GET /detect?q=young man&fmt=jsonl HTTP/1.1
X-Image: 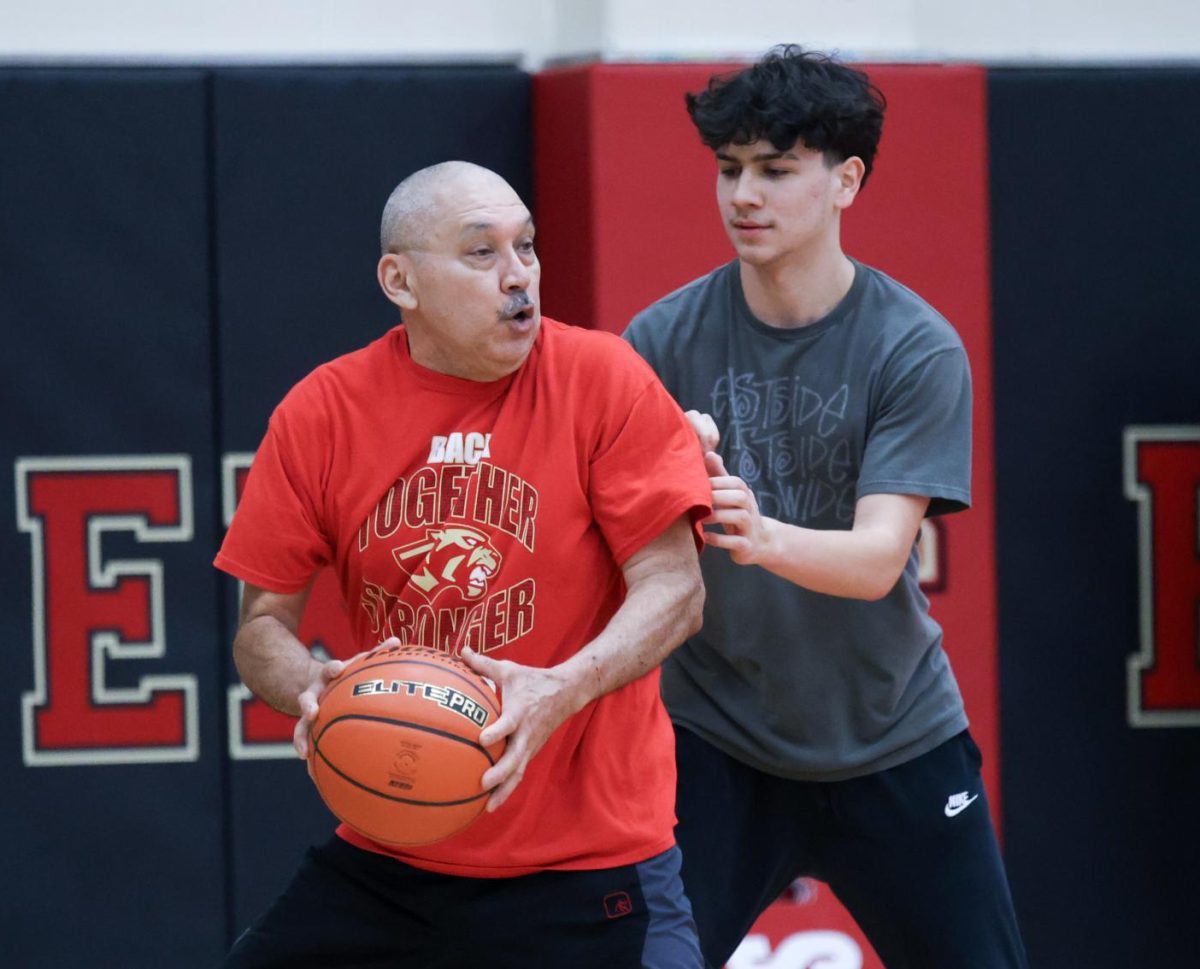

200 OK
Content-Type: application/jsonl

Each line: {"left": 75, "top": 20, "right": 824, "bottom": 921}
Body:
{"left": 216, "top": 161, "right": 710, "bottom": 968}
{"left": 624, "top": 47, "right": 1028, "bottom": 968}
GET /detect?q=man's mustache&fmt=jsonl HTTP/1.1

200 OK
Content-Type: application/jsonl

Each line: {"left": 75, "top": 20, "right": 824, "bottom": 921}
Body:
{"left": 500, "top": 292, "right": 535, "bottom": 319}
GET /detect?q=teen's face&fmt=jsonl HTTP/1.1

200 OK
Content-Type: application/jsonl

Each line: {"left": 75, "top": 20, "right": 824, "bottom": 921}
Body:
{"left": 715, "top": 140, "right": 859, "bottom": 266}
{"left": 382, "top": 176, "right": 541, "bottom": 382}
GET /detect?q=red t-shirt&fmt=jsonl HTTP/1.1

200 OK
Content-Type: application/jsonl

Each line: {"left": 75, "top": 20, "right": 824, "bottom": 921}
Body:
{"left": 214, "top": 318, "right": 710, "bottom": 877}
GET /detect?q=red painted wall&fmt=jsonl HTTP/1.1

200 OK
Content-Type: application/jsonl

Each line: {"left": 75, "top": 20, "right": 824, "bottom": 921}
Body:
{"left": 534, "top": 62, "right": 996, "bottom": 968}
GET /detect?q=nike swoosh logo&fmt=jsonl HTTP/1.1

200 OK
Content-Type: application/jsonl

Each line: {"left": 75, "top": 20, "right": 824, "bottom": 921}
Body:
{"left": 944, "top": 794, "right": 979, "bottom": 817}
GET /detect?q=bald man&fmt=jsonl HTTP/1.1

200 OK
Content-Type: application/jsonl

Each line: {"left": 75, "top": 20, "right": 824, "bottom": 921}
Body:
{"left": 215, "top": 162, "right": 712, "bottom": 968}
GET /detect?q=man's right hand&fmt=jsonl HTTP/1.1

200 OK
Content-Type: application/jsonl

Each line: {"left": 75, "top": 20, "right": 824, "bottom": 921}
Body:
{"left": 292, "top": 656, "right": 348, "bottom": 760}
{"left": 685, "top": 409, "right": 720, "bottom": 453}
{"left": 292, "top": 642, "right": 387, "bottom": 759}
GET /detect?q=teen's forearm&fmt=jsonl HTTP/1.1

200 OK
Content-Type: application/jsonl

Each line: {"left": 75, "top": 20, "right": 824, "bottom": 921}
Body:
{"left": 754, "top": 517, "right": 910, "bottom": 601}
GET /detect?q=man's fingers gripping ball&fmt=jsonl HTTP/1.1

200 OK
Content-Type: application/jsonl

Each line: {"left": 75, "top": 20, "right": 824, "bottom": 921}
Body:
{"left": 462, "top": 645, "right": 580, "bottom": 813}
{"left": 292, "top": 658, "right": 346, "bottom": 759}
{"left": 462, "top": 647, "right": 525, "bottom": 811}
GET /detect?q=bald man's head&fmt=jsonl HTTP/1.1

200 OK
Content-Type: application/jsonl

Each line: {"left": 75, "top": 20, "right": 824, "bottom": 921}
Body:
{"left": 380, "top": 161, "right": 519, "bottom": 254}
{"left": 375, "top": 159, "right": 540, "bottom": 382}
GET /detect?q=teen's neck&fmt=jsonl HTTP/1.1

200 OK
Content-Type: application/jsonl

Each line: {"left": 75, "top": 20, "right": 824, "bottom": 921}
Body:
{"left": 739, "top": 247, "right": 856, "bottom": 329}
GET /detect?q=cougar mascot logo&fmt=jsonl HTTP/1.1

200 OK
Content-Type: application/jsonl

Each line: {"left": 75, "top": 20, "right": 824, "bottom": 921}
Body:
{"left": 392, "top": 526, "right": 502, "bottom": 603}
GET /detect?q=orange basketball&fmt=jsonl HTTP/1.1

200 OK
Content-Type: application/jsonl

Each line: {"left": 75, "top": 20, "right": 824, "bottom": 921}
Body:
{"left": 308, "top": 643, "right": 505, "bottom": 846}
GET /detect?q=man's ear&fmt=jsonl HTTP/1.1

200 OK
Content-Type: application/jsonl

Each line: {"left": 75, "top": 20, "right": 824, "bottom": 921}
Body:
{"left": 833, "top": 156, "right": 866, "bottom": 210}
{"left": 378, "top": 252, "right": 418, "bottom": 311}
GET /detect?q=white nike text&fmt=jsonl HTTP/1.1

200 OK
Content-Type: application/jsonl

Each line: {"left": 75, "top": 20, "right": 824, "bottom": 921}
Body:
{"left": 944, "top": 792, "right": 979, "bottom": 817}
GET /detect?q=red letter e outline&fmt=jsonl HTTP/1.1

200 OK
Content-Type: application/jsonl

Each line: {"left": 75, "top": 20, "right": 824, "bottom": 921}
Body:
{"left": 16, "top": 456, "right": 199, "bottom": 765}
{"left": 1124, "top": 427, "right": 1200, "bottom": 728}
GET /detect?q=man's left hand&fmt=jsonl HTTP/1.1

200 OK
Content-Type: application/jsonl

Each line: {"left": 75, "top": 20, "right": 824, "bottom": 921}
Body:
{"left": 460, "top": 646, "right": 586, "bottom": 813}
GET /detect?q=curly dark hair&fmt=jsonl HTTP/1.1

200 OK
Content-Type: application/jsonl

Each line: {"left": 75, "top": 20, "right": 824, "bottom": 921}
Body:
{"left": 686, "top": 45, "right": 887, "bottom": 187}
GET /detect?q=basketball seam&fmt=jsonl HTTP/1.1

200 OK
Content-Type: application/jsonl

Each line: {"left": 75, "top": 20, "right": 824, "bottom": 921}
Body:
{"left": 312, "top": 713, "right": 497, "bottom": 812}
{"left": 312, "top": 727, "right": 494, "bottom": 808}
{"left": 315, "top": 712, "right": 497, "bottom": 764}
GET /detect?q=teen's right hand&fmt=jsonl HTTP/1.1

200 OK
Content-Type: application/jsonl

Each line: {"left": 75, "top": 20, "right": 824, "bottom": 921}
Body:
{"left": 685, "top": 410, "right": 720, "bottom": 453}
{"left": 702, "top": 450, "right": 777, "bottom": 567}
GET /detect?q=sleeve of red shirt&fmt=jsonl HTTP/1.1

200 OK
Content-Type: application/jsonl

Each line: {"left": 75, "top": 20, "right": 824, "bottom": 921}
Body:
{"left": 587, "top": 345, "right": 712, "bottom": 565}
{"left": 212, "top": 396, "right": 334, "bottom": 594}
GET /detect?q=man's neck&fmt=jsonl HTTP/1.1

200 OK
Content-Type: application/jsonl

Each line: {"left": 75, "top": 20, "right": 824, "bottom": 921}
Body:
{"left": 739, "top": 246, "right": 856, "bottom": 329}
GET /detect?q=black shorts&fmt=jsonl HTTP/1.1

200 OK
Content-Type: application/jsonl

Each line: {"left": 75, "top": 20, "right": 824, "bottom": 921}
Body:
{"left": 674, "top": 727, "right": 1028, "bottom": 969}
{"left": 225, "top": 837, "right": 702, "bottom": 969}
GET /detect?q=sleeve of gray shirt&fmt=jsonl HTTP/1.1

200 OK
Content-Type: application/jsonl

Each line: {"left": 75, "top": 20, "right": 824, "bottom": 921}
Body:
{"left": 857, "top": 345, "right": 972, "bottom": 517}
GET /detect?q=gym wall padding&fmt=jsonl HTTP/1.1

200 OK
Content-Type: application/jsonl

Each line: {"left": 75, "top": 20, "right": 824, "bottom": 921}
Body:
{"left": 1, "top": 64, "right": 531, "bottom": 967}
{"left": 990, "top": 68, "right": 1200, "bottom": 967}
{"left": 213, "top": 67, "right": 533, "bottom": 430}
{"left": 0, "top": 69, "right": 227, "bottom": 966}
{"left": 534, "top": 64, "right": 996, "bottom": 966}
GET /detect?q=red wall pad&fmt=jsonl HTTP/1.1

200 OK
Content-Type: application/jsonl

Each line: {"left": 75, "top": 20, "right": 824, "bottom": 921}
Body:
{"left": 534, "top": 63, "right": 995, "bottom": 968}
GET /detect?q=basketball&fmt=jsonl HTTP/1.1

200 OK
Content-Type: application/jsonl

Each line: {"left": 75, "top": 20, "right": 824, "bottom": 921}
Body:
{"left": 308, "top": 643, "right": 505, "bottom": 846}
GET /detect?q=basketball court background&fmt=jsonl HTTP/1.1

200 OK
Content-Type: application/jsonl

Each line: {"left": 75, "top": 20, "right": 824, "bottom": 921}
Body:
{"left": 2, "top": 59, "right": 1197, "bottom": 967}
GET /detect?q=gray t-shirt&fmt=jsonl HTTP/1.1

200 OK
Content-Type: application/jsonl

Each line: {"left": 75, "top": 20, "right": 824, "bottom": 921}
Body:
{"left": 625, "top": 259, "right": 971, "bottom": 780}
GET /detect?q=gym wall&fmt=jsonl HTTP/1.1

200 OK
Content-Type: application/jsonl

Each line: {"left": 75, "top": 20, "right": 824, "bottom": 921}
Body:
{"left": 2, "top": 60, "right": 1197, "bottom": 969}
{"left": 989, "top": 68, "right": 1200, "bottom": 967}
{"left": 0, "top": 64, "right": 531, "bottom": 966}
{"left": 533, "top": 62, "right": 996, "bottom": 968}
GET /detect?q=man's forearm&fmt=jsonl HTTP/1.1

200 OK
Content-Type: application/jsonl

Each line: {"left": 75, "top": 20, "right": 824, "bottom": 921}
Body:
{"left": 460, "top": 516, "right": 704, "bottom": 810}
{"left": 558, "top": 552, "right": 704, "bottom": 712}
{"left": 233, "top": 615, "right": 324, "bottom": 717}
